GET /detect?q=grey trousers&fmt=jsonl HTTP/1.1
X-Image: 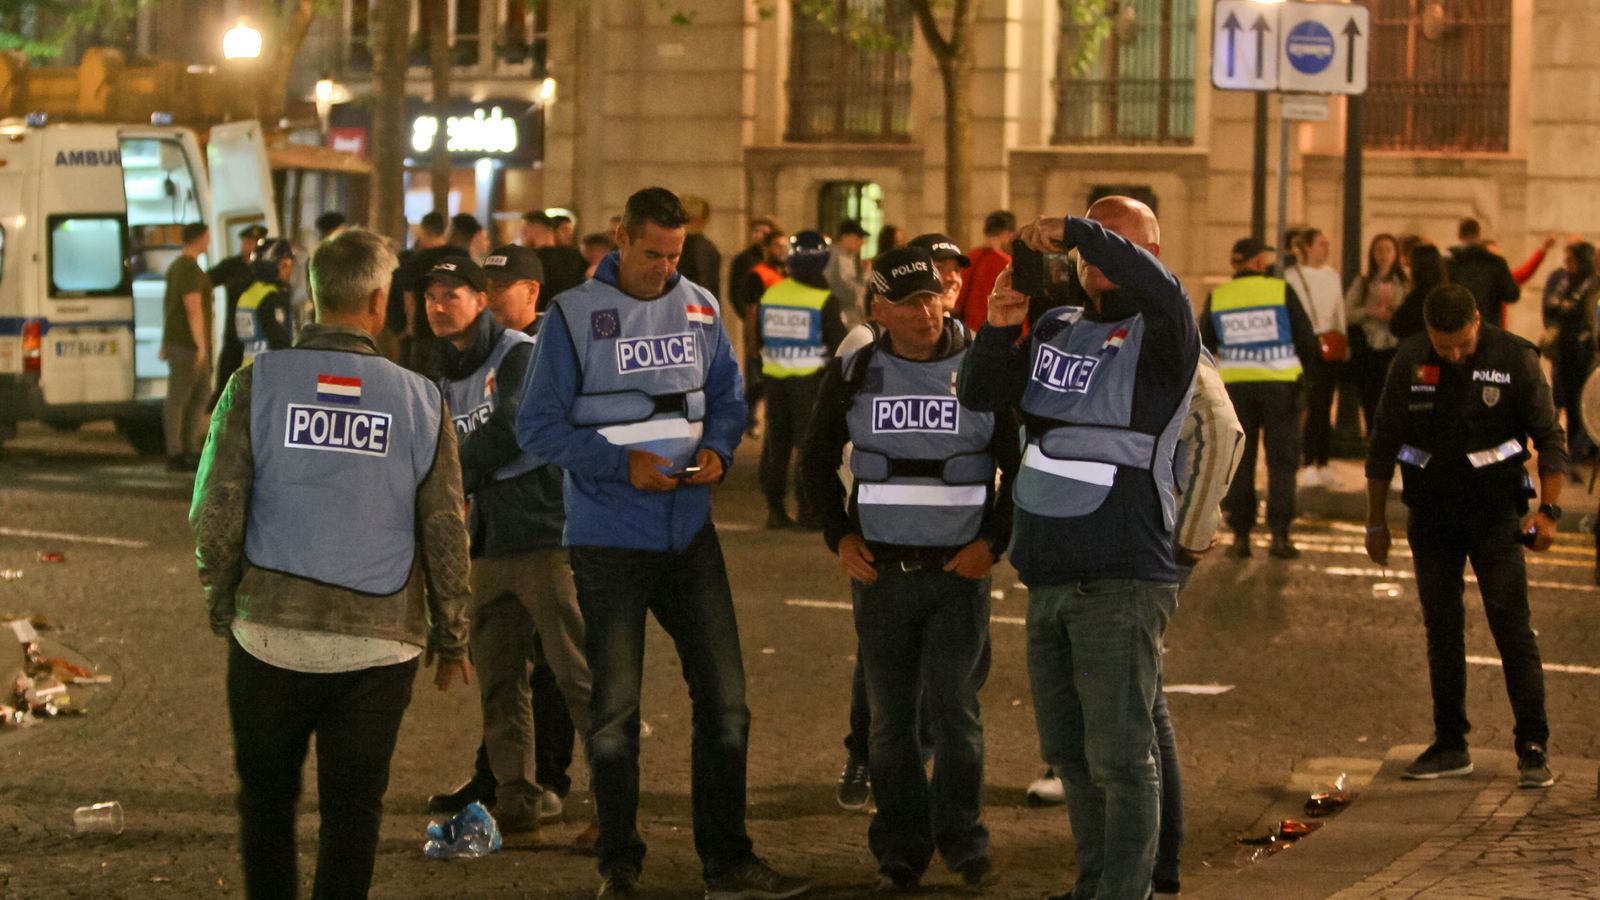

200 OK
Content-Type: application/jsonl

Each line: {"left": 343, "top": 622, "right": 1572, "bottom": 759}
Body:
{"left": 471, "top": 548, "right": 593, "bottom": 814}
{"left": 163, "top": 345, "right": 211, "bottom": 458}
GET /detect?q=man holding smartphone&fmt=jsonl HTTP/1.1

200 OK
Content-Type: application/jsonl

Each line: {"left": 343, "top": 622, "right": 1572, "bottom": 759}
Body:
{"left": 959, "top": 198, "right": 1198, "bottom": 900}
{"left": 517, "top": 188, "right": 809, "bottom": 900}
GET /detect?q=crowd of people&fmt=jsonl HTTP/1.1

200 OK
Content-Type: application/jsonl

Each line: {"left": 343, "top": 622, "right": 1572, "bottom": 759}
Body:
{"left": 168, "top": 188, "right": 1579, "bottom": 900}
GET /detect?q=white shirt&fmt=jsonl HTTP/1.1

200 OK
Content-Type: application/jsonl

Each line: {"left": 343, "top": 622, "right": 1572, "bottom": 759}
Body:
{"left": 1287, "top": 265, "right": 1347, "bottom": 335}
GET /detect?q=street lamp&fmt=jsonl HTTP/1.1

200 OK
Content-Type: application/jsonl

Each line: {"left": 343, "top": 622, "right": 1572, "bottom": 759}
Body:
{"left": 222, "top": 18, "right": 264, "bottom": 61}
{"left": 537, "top": 76, "right": 557, "bottom": 107}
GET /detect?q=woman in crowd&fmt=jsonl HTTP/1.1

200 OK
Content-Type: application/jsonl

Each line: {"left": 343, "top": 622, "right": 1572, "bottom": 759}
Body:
{"left": 1391, "top": 242, "right": 1448, "bottom": 341}
{"left": 1544, "top": 241, "right": 1600, "bottom": 464}
{"left": 1344, "top": 234, "right": 1408, "bottom": 434}
{"left": 1284, "top": 227, "right": 1346, "bottom": 487}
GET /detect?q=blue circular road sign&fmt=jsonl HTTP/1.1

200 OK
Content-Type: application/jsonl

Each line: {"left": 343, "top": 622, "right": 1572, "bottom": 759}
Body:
{"left": 1286, "top": 21, "right": 1335, "bottom": 74}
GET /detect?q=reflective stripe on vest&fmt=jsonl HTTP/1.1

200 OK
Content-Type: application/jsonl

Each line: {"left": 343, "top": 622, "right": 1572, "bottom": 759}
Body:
{"left": 759, "top": 279, "right": 829, "bottom": 378}
{"left": 440, "top": 327, "right": 544, "bottom": 483}
{"left": 1017, "top": 306, "right": 1192, "bottom": 529}
{"left": 845, "top": 343, "right": 995, "bottom": 546}
{"left": 246, "top": 348, "right": 441, "bottom": 594}
{"left": 556, "top": 279, "right": 718, "bottom": 469}
{"left": 236, "top": 282, "right": 281, "bottom": 363}
{"left": 1210, "top": 276, "right": 1303, "bottom": 383}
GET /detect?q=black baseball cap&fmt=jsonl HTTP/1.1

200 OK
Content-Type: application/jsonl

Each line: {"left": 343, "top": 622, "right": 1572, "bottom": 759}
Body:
{"left": 909, "top": 232, "right": 971, "bottom": 268}
{"left": 422, "top": 258, "right": 486, "bottom": 293}
{"left": 1231, "top": 236, "right": 1275, "bottom": 260}
{"left": 837, "top": 218, "right": 869, "bottom": 238}
{"left": 238, "top": 223, "right": 269, "bottom": 240}
{"left": 869, "top": 246, "right": 943, "bottom": 304}
{"left": 483, "top": 244, "right": 544, "bottom": 283}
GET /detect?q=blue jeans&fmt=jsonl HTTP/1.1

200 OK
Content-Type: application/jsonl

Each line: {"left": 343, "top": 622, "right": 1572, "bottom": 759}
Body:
{"left": 854, "top": 566, "right": 991, "bottom": 877}
{"left": 569, "top": 526, "right": 755, "bottom": 880}
{"left": 1028, "top": 578, "right": 1176, "bottom": 900}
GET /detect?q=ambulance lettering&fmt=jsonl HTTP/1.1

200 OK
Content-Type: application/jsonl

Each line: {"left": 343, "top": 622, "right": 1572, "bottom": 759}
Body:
{"left": 284, "top": 404, "right": 392, "bottom": 457}
{"left": 871, "top": 395, "right": 960, "bottom": 434}
{"left": 616, "top": 332, "right": 698, "bottom": 374}
{"left": 54, "top": 149, "right": 122, "bottom": 167}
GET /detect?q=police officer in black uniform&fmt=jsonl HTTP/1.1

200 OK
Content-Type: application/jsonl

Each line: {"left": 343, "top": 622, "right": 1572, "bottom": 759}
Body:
{"left": 1365, "top": 283, "right": 1565, "bottom": 788}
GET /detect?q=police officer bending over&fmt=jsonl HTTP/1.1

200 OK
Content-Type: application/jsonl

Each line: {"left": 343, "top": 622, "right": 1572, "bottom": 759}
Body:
{"left": 191, "top": 227, "right": 474, "bottom": 898}
{"left": 800, "top": 246, "right": 1018, "bottom": 892}
{"left": 1366, "top": 284, "right": 1564, "bottom": 788}
{"left": 518, "top": 187, "right": 809, "bottom": 900}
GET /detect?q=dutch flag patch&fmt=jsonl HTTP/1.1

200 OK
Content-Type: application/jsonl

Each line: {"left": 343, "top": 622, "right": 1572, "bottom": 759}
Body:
{"left": 316, "top": 374, "right": 362, "bottom": 405}
{"left": 686, "top": 303, "right": 715, "bottom": 326}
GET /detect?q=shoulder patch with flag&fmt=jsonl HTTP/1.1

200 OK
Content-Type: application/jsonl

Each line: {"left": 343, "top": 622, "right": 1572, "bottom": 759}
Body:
{"left": 1101, "top": 328, "right": 1129, "bottom": 355}
{"left": 686, "top": 303, "right": 716, "bottom": 326}
{"left": 316, "top": 374, "right": 362, "bottom": 405}
{"left": 1413, "top": 365, "right": 1440, "bottom": 385}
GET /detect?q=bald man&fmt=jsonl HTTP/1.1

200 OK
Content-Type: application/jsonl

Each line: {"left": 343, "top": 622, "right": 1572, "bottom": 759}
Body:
{"left": 958, "top": 198, "right": 1199, "bottom": 900}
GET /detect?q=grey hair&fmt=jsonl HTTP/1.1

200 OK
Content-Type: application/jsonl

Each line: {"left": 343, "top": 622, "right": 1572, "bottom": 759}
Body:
{"left": 309, "top": 227, "right": 398, "bottom": 317}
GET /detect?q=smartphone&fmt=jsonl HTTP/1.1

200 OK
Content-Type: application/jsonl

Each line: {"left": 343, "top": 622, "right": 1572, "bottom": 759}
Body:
{"left": 1011, "top": 238, "right": 1048, "bottom": 300}
{"left": 668, "top": 465, "right": 702, "bottom": 479}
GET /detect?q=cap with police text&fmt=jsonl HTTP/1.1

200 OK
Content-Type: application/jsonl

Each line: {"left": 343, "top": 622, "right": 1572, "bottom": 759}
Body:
{"left": 1231, "top": 236, "right": 1274, "bottom": 261}
{"left": 423, "top": 258, "right": 487, "bottom": 293}
{"left": 483, "top": 244, "right": 544, "bottom": 283}
{"left": 870, "top": 247, "right": 943, "bottom": 304}
{"left": 909, "top": 233, "right": 971, "bottom": 268}
{"left": 238, "top": 223, "right": 269, "bottom": 240}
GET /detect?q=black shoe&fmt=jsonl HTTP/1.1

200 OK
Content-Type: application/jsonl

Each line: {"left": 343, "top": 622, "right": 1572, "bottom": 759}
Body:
{"left": 766, "top": 509, "right": 798, "bottom": 530}
{"left": 1517, "top": 743, "right": 1555, "bottom": 788}
{"left": 426, "top": 774, "right": 497, "bottom": 814}
{"left": 1268, "top": 535, "right": 1300, "bottom": 559}
{"left": 1227, "top": 534, "right": 1252, "bottom": 558}
{"left": 705, "top": 858, "right": 811, "bottom": 899}
{"left": 957, "top": 857, "right": 997, "bottom": 889}
{"left": 875, "top": 865, "right": 919, "bottom": 893}
{"left": 836, "top": 753, "right": 871, "bottom": 811}
{"left": 1151, "top": 877, "right": 1182, "bottom": 896}
{"left": 1401, "top": 743, "right": 1473, "bottom": 780}
{"left": 598, "top": 866, "right": 641, "bottom": 898}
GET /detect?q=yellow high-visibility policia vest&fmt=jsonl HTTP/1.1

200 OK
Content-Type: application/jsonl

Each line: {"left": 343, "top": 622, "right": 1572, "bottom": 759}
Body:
{"left": 758, "top": 278, "right": 830, "bottom": 379}
{"left": 1209, "top": 275, "right": 1303, "bottom": 384}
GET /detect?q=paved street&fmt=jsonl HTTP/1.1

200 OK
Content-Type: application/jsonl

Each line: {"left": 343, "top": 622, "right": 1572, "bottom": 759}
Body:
{"left": 2, "top": 422, "right": 1599, "bottom": 898}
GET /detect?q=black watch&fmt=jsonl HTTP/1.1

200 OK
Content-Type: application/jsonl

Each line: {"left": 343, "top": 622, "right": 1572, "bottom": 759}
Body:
{"left": 1538, "top": 503, "right": 1563, "bottom": 522}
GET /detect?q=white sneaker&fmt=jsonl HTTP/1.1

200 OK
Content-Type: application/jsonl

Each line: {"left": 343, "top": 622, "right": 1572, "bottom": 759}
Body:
{"left": 1026, "top": 770, "right": 1065, "bottom": 805}
{"left": 536, "top": 786, "right": 564, "bottom": 822}
{"left": 1296, "top": 467, "right": 1319, "bottom": 488}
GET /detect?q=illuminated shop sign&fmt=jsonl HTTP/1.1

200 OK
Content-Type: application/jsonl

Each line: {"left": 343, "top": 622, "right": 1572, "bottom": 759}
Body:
{"left": 411, "top": 106, "right": 520, "bottom": 155}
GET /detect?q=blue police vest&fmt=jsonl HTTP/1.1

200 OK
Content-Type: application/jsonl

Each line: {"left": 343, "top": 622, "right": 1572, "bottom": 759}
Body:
{"left": 555, "top": 279, "right": 719, "bottom": 469}
{"left": 440, "top": 328, "right": 543, "bottom": 483}
{"left": 1017, "top": 307, "right": 1191, "bottom": 530}
{"left": 246, "top": 348, "right": 442, "bottom": 594}
{"left": 845, "top": 342, "right": 995, "bottom": 547}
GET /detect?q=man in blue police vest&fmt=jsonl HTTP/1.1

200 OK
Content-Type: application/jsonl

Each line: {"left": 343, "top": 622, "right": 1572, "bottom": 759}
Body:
{"left": 421, "top": 254, "right": 595, "bottom": 837}
{"left": 1200, "top": 237, "right": 1321, "bottom": 559}
{"left": 518, "top": 187, "right": 810, "bottom": 899}
{"left": 191, "top": 227, "right": 474, "bottom": 898}
{"left": 757, "top": 230, "right": 848, "bottom": 529}
{"left": 959, "top": 198, "right": 1198, "bottom": 900}
{"left": 799, "top": 245, "right": 1019, "bottom": 892}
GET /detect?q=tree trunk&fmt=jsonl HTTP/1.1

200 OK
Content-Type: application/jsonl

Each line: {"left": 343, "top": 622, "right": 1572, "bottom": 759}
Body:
{"left": 909, "top": 0, "right": 979, "bottom": 239}
{"left": 427, "top": 0, "right": 452, "bottom": 215}
{"left": 260, "top": 0, "right": 318, "bottom": 126}
{"left": 368, "top": 0, "right": 411, "bottom": 243}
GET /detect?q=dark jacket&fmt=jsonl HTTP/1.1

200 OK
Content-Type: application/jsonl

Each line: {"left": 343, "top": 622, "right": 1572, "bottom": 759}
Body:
{"left": 537, "top": 245, "right": 589, "bottom": 307}
{"left": 728, "top": 242, "right": 764, "bottom": 316}
{"left": 1447, "top": 244, "right": 1520, "bottom": 325}
{"left": 680, "top": 232, "right": 723, "bottom": 300}
{"left": 800, "top": 320, "right": 1020, "bottom": 559}
{"left": 434, "top": 312, "right": 566, "bottom": 557}
{"left": 1366, "top": 324, "right": 1566, "bottom": 514}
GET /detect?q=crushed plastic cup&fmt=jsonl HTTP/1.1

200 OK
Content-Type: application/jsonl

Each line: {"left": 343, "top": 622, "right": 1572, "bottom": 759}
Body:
{"left": 1371, "top": 582, "right": 1403, "bottom": 599}
{"left": 73, "top": 801, "right": 124, "bottom": 835}
{"left": 0, "top": 570, "right": 22, "bottom": 580}
{"left": 36, "top": 551, "right": 64, "bottom": 563}
{"left": 423, "top": 801, "right": 502, "bottom": 860}
{"left": 1305, "top": 773, "right": 1352, "bottom": 817}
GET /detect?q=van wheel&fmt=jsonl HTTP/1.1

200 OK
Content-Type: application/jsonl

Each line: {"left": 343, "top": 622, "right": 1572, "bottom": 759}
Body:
{"left": 114, "top": 417, "right": 166, "bottom": 456}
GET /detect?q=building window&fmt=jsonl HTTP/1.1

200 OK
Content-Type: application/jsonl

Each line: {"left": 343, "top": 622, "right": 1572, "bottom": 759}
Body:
{"left": 817, "top": 181, "right": 885, "bottom": 255}
{"left": 498, "top": 0, "right": 548, "bottom": 71}
{"left": 1365, "top": 0, "right": 1510, "bottom": 152}
{"left": 49, "top": 216, "right": 128, "bottom": 297}
{"left": 347, "top": 0, "right": 373, "bottom": 71}
{"left": 1055, "top": 0, "right": 1196, "bottom": 146}
{"left": 786, "top": 0, "right": 913, "bottom": 143}
{"left": 453, "top": 0, "right": 481, "bottom": 66}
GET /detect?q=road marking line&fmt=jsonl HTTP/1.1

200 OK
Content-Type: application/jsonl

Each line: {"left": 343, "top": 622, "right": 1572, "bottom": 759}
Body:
{"left": 1265, "top": 536, "right": 1593, "bottom": 568}
{"left": 23, "top": 473, "right": 79, "bottom": 484}
{"left": 1164, "top": 684, "right": 1235, "bottom": 695}
{"left": 0, "top": 526, "right": 149, "bottom": 549}
{"left": 1466, "top": 654, "right": 1600, "bottom": 677}
{"left": 785, "top": 598, "right": 1025, "bottom": 627}
{"left": 1299, "top": 564, "right": 1598, "bottom": 594}
{"left": 116, "top": 478, "right": 177, "bottom": 489}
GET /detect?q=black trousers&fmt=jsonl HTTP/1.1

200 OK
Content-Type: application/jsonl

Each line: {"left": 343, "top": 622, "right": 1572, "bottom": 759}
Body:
{"left": 759, "top": 372, "right": 822, "bottom": 517}
{"left": 1406, "top": 506, "right": 1549, "bottom": 752}
{"left": 227, "top": 638, "right": 417, "bottom": 900}
{"left": 1222, "top": 381, "right": 1301, "bottom": 536}
{"left": 1351, "top": 350, "right": 1395, "bottom": 437}
{"left": 471, "top": 660, "right": 577, "bottom": 796}
{"left": 1302, "top": 358, "right": 1342, "bottom": 466}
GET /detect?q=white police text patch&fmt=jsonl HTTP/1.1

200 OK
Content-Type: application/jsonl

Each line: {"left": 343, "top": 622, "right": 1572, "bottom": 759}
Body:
{"left": 872, "top": 395, "right": 960, "bottom": 434}
{"left": 616, "top": 332, "right": 698, "bottom": 374}
{"left": 284, "top": 404, "right": 392, "bottom": 457}
{"left": 1032, "top": 344, "right": 1100, "bottom": 394}
{"left": 1218, "top": 309, "right": 1280, "bottom": 345}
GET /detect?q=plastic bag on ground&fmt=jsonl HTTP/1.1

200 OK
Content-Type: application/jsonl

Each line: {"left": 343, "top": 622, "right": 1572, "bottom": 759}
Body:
{"left": 423, "top": 801, "right": 502, "bottom": 860}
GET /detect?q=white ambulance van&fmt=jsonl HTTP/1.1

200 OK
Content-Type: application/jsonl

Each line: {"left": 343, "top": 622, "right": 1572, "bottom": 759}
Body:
{"left": 0, "top": 118, "right": 278, "bottom": 452}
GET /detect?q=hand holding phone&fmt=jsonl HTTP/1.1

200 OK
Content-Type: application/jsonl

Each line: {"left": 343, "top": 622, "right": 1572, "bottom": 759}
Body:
{"left": 668, "top": 465, "right": 703, "bottom": 479}
{"left": 1011, "top": 238, "right": 1048, "bottom": 300}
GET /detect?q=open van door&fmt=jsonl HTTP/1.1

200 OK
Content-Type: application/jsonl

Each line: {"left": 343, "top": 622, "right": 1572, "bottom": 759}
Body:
{"left": 207, "top": 120, "right": 280, "bottom": 255}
